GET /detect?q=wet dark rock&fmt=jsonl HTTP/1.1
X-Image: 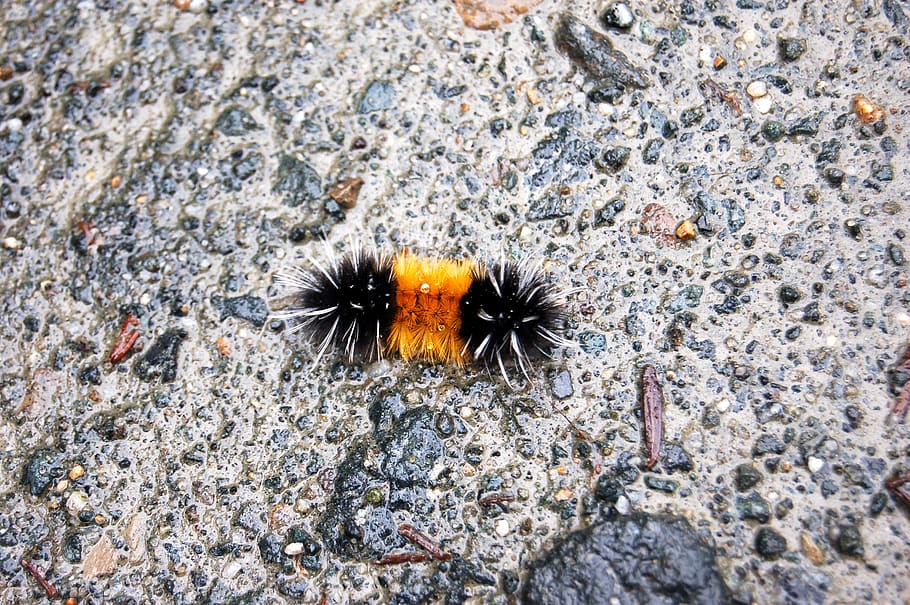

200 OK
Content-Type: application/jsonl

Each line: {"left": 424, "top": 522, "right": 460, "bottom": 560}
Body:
{"left": 642, "top": 138, "right": 664, "bottom": 164}
{"left": 600, "top": 2, "right": 634, "bottom": 29}
{"left": 662, "top": 443, "right": 693, "bottom": 473}
{"left": 287, "top": 526, "right": 323, "bottom": 571}
{"left": 761, "top": 120, "right": 785, "bottom": 142}
{"left": 215, "top": 106, "right": 259, "bottom": 136}
{"left": 644, "top": 475, "right": 678, "bottom": 493}
{"left": 273, "top": 154, "right": 322, "bottom": 207}
{"left": 734, "top": 464, "right": 763, "bottom": 492}
{"left": 593, "top": 198, "right": 625, "bottom": 228}
{"left": 786, "top": 114, "right": 822, "bottom": 137}
{"left": 378, "top": 406, "right": 442, "bottom": 490}
{"left": 528, "top": 126, "right": 599, "bottom": 189}
{"left": 888, "top": 243, "right": 906, "bottom": 265}
{"left": 778, "top": 37, "right": 807, "bottom": 61}
{"left": 317, "top": 439, "right": 405, "bottom": 559}
{"left": 832, "top": 524, "right": 864, "bottom": 558}
{"left": 814, "top": 138, "right": 841, "bottom": 166}
{"left": 753, "top": 434, "right": 787, "bottom": 456}
{"left": 736, "top": 491, "right": 771, "bottom": 523}
{"left": 551, "top": 370, "right": 574, "bottom": 399}
{"left": 488, "top": 117, "right": 510, "bottom": 137}
{"left": 883, "top": 0, "right": 909, "bottom": 31}
{"left": 357, "top": 80, "right": 394, "bottom": 113}
{"left": 587, "top": 84, "right": 625, "bottom": 104}
{"left": 871, "top": 161, "right": 893, "bottom": 182}
{"left": 754, "top": 527, "right": 787, "bottom": 559}
{"left": 823, "top": 167, "right": 844, "bottom": 186}
{"left": 779, "top": 285, "right": 802, "bottom": 305}
{"left": 870, "top": 491, "right": 888, "bottom": 516}
{"left": 680, "top": 106, "right": 704, "bottom": 128}
{"left": 785, "top": 326, "right": 801, "bottom": 340}
{"left": 554, "top": 14, "right": 649, "bottom": 88}
{"left": 595, "top": 146, "right": 631, "bottom": 173}
{"left": 21, "top": 449, "right": 63, "bottom": 496}
{"left": 232, "top": 152, "right": 261, "bottom": 181}
{"left": 527, "top": 189, "right": 579, "bottom": 221}
{"left": 78, "top": 364, "right": 102, "bottom": 385}
{"left": 594, "top": 475, "right": 624, "bottom": 505}
{"left": 777, "top": 567, "right": 831, "bottom": 605}
{"left": 577, "top": 332, "right": 606, "bottom": 355}
{"left": 523, "top": 512, "right": 733, "bottom": 604}
{"left": 801, "top": 301, "right": 823, "bottom": 324}
{"left": 844, "top": 218, "right": 864, "bottom": 240}
{"left": 212, "top": 294, "right": 269, "bottom": 327}
{"left": 502, "top": 570, "right": 520, "bottom": 594}
{"left": 62, "top": 532, "right": 83, "bottom": 563}
{"left": 133, "top": 329, "right": 187, "bottom": 383}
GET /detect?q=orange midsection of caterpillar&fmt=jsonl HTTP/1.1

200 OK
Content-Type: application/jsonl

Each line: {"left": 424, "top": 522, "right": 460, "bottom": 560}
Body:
{"left": 387, "top": 254, "right": 475, "bottom": 363}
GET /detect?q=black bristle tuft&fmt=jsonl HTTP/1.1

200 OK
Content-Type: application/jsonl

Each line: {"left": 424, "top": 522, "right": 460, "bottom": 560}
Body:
{"left": 276, "top": 251, "right": 396, "bottom": 362}
{"left": 459, "top": 261, "right": 567, "bottom": 378}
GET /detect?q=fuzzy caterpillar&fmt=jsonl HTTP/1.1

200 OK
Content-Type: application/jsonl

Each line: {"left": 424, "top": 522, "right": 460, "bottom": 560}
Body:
{"left": 270, "top": 250, "right": 571, "bottom": 383}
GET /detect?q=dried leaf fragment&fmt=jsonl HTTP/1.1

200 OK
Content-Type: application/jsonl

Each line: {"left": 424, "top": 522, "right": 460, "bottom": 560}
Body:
{"left": 328, "top": 177, "right": 364, "bottom": 209}
{"left": 641, "top": 365, "right": 664, "bottom": 471}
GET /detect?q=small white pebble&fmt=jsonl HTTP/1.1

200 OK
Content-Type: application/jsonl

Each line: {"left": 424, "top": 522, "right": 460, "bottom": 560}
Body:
{"left": 494, "top": 519, "right": 510, "bottom": 537}
{"left": 825, "top": 335, "right": 837, "bottom": 347}
{"left": 196, "top": 166, "right": 209, "bottom": 177}
{"left": 407, "top": 64, "right": 421, "bottom": 74}
{"left": 715, "top": 398, "right": 731, "bottom": 413}
{"left": 284, "top": 542, "right": 304, "bottom": 556}
{"left": 2, "top": 236, "right": 23, "bottom": 250}
{"left": 745, "top": 81, "right": 767, "bottom": 98}
{"left": 808, "top": 456, "right": 824, "bottom": 473}
{"left": 741, "top": 29, "right": 758, "bottom": 44}
{"left": 615, "top": 495, "right": 630, "bottom": 515}
{"left": 222, "top": 559, "right": 242, "bottom": 579}
{"left": 459, "top": 406, "right": 474, "bottom": 420}
{"left": 139, "top": 292, "right": 151, "bottom": 306}
{"left": 189, "top": 0, "right": 207, "bottom": 12}
{"left": 5, "top": 118, "right": 23, "bottom": 132}
{"left": 895, "top": 312, "right": 910, "bottom": 327}
{"left": 66, "top": 491, "right": 89, "bottom": 516}
{"left": 753, "top": 95, "right": 772, "bottom": 114}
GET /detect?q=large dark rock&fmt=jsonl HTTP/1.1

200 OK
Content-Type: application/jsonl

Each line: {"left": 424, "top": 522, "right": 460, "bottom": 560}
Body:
{"left": 523, "top": 512, "right": 732, "bottom": 604}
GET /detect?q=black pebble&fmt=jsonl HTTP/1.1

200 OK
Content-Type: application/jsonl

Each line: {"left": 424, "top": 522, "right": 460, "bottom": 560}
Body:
{"left": 754, "top": 527, "right": 787, "bottom": 559}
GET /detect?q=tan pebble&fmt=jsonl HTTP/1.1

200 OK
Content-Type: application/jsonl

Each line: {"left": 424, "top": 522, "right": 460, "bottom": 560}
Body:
{"left": 675, "top": 220, "right": 696, "bottom": 241}
{"left": 83, "top": 534, "right": 117, "bottom": 579}
{"left": 853, "top": 94, "right": 884, "bottom": 124}
{"left": 554, "top": 488, "right": 574, "bottom": 502}
{"left": 69, "top": 464, "right": 85, "bottom": 481}
{"left": 174, "top": 0, "right": 191, "bottom": 10}
{"left": 526, "top": 88, "right": 541, "bottom": 104}
{"left": 110, "top": 175, "right": 122, "bottom": 188}
{"left": 125, "top": 512, "right": 149, "bottom": 564}
{"left": 135, "top": 194, "right": 148, "bottom": 205}
{"left": 801, "top": 532, "right": 825, "bottom": 564}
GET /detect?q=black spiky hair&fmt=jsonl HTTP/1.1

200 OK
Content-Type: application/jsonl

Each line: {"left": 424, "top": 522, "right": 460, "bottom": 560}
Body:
{"left": 459, "top": 260, "right": 569, "bottom": 382}
{"left": 271, "top": 250, "right": 396, "bottom": 363}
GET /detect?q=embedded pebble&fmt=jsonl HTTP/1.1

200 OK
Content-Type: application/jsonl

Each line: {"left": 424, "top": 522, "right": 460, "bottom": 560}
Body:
{"left": 746, "top": 81, "right": 767, "bottom": 98}
{"left": 807, "top": 457, "right": 824, "bottom": 473}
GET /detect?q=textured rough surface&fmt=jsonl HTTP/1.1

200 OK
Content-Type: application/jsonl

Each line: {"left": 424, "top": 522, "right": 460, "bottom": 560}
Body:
{"left": 0, "top": 1, "right": 908, "bottom": 603}
{"left": 523, "top": 512, "right": 733, "bottom": 605}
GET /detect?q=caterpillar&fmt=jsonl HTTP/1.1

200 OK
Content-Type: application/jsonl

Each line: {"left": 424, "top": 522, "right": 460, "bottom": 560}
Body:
{"left": 270, "top": 249, "right": 572, "bottom": 384}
